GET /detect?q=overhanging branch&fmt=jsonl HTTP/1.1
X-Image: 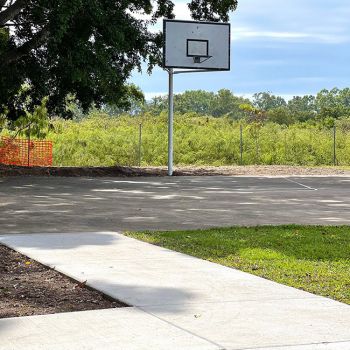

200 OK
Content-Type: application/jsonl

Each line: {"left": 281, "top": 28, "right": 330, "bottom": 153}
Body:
{"left": 1, "top": 26, "right": 49, "bottom": 64}
{"left": 0, "top": 0, "right": 9, "bottom": 10}
{"left": 0, "top": 0, "right": 27, "bottom": 26}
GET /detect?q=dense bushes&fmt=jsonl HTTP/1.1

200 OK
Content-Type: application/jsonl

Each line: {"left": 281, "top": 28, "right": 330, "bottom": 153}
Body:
{"left": 48, "top": 113, "right": 350, "bottom": 167}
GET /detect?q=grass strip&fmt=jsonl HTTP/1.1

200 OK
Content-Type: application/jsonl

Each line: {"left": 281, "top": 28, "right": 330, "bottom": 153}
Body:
{"left": 126, "top": 225, "right": 350, "bottom": 304}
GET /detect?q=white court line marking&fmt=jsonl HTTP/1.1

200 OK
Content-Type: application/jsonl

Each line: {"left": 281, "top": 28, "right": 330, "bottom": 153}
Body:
{"left": 283, "top": 177, "right": 318, "bottom": 191}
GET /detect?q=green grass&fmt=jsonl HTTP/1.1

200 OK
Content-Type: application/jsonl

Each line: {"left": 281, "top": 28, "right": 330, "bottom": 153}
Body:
{"left": 126, "top": 225, "right": 350, "bottom": 304}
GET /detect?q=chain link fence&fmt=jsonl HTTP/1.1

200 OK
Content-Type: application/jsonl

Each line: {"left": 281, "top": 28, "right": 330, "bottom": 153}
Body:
{"left": 46, "top": 117, "right": 350, "bottom": 167}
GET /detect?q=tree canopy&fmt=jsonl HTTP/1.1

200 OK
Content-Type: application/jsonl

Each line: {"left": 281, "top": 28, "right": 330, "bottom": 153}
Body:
{"left": 0, "top": 0, "right": 238, "bottom": 121}
{"left": 143, "top": 89, "right": 250, "bottom": 118}
{"left": 133, "top": 88, "right": 350, "bottom": 126}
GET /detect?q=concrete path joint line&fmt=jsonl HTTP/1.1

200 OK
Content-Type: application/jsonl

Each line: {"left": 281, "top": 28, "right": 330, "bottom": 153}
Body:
{"left": 139, "top": 307, "right": 225, "bottom": 349}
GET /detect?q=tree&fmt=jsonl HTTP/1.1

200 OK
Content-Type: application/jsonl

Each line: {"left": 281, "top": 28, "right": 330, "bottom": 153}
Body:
{"left": 145, "top": 95, "right": 168, "bottom": 115}
{"left": 0, "top": 0, "right": 237, "bottom": 121}
{"left": 210, "top": 89, "right": 249, "bottom": 118}
{"left": 252, "top": 92, "right": 286, "bottom": 111}
{"left": 175, "top": 90, "right": 215, "bottom": 115}
{"left": 287, "top": 95, "right": 316, "bottom": 122}
{"left": 239, "top": 103, "right": 267, "bottom": 124}
{"left": 143, "top": 89, "right": 249, "bottom": 118}
{"left": 267, "top": 106, "right": 295, "bottom": 125}
{"left": 102, "top": 84, "right": 145, "bottom": 116}
{"left": 315, "top": 88, "right": 350, "bottom": 121}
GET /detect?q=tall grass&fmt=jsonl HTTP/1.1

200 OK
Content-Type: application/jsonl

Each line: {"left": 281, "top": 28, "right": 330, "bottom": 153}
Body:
{"left": 47, "top": 112, "right": 350, "bottom": 167}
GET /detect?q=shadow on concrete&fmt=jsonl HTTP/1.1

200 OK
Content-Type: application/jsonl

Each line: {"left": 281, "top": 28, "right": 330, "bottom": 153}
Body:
{"left": 1, "top": 232, "right": 119, "bottom": 250}
{"left": 0, "top": 231, "right": 199, "bottom": 319}
{"left": 87, "top": 280, "right": 197, "bottom": 314}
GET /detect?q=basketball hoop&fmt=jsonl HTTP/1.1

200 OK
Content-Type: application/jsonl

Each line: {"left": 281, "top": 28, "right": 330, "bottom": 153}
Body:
{"left": 163, "top": 20, "right": 230, "bottom": 71}
{"left": 162, "top": 19, "right": 231, "bottom": 175}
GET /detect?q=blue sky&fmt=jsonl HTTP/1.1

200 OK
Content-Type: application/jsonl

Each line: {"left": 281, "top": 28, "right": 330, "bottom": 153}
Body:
{"left": 130, "top": 0, "right": 350, "bottom": 100}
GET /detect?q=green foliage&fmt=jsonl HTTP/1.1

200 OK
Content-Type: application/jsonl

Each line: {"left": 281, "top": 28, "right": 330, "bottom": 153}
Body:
{"left": 211, "top": 89, "right": 248, "bottom": 118}
{"left": 0, "top": 0, "right": 237, "bottom": 121}
{"left": 127, "top": 225, "right": 350, "bottom": 304}
{"left": 239, "top": 103, "right": 267, "bottom": 124}
{"left": 253, "top": 92, "right": 287, "bottom": 111}
{"left": 287, "top": 95, "right": 316, "bottom": 122}
{"left": 267, "top": 106, "right": 294, "bottom": 125}
{"left": 316, "top": 88, "right": 350, "bottom": 121}
{"left": 144, "top": 89, "right": 250, "bottom": 118}
{"left": 2, "top": 85, "right": 50, "bottom": 138}
{"left": 0, "top": 27, "right": 9, "bottom": 49}
{"left": 13, "top": 97, "right": 49, "bottom": 139}
{"left": 102, "top": 84, "right": 145, "bottom": 116}
{"left": 2, "top": 86, "right": 349, "bottom": 166}
{"left": 142, "top": 88, "right": 350, "bottom": 126}
{"left": 44, "top": 113, "right": 350, "bottom": 167}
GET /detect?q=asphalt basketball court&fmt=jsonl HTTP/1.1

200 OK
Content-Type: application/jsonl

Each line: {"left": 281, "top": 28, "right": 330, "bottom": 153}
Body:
{"left": 0, "top": 175, "right": 349, "bottom": 234}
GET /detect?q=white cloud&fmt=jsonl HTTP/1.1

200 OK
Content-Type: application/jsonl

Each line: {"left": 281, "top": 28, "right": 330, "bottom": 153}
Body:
{"left": 231, "top": 27, "right": 349, "bottom": 44}
{"left": 144, "top": 92, "right": 168, "bottom": 100}
{"left": 230, "top": 0, "right": 350, "bottom": 44}
{"left": 173, "top": 3, "right": 192, "bottom": 20}
{"left": 239, "top": 93, "right": 308, "bottom": 102}
{"left": 232, "top": 28, "right": 308, "bottom": 41}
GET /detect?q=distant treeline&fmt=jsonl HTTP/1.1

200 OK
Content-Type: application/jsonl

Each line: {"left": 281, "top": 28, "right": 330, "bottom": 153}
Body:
{"left": 102, "top": 88, "right": 350, "bottom": 127}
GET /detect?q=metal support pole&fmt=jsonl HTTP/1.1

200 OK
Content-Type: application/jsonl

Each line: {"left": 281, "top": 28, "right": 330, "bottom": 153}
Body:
{"left": 168, "top": 69, "right": 174, "bottom": 176}
{"left": 239, "top": 124, "right": 243, "bottom": 165}
{"left": 333, "top": 124, "right": 336, "bottom": 166}
{"left": 138, "top": 123, "right": 142, "bottom": 167}
{"left": 165, "top": 68, "right": 225, "bottom": 174}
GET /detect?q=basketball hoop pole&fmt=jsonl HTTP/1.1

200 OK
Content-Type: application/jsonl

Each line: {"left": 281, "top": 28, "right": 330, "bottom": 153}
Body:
{"left": 168, "top": 68, "right": 174, "bottom": 176}
{"left": 167, "top": 68, "right": 223, "bottom": 176}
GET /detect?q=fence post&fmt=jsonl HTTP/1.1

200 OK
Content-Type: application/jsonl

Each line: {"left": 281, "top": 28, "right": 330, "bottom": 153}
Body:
{"left": 138, "top": 123, "right": 142, "bottom": 167}
{"left": 256, "top": 132, "right": 259, "bottom": 164}
{"left": 333, "top": 124, "right": 336, "bottom": 166}
{"left": 239, "top": 124, "right": 243, "bottom": 165}
{"left": 27, "top": 125, "right": 31, "bottom": 167}
{"left": 284, "top": 131, "right": 287, "bottom": 162}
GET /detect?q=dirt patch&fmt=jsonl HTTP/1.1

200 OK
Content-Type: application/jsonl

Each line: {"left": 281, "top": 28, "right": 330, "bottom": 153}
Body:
{"left": 1, "top": 164, "right": 350, "bottom": 177}
{"left": 0, "top": 164, "right": 159, "bottom": 177}
{"left": 0, "top": 245, "right": 127, "bottom": 318}
{"left": 172, "top": 165, "right": 350, "bottom": 176}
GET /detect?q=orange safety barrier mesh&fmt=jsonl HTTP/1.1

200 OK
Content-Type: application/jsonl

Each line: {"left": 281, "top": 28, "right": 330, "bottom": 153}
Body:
{"left": 0, "top": 137, "right": 53, "bottom": 167}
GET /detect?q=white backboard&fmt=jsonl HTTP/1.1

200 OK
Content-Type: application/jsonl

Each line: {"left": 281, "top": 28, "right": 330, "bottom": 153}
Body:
{"left": 163, "top": 19, "right": 230, "bottom": 71}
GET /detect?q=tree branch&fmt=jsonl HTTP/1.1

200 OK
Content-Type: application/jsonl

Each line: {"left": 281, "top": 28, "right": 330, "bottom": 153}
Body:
{"left": 1, "top": 26, "right": 49, "bottom": 64}
{"left": 0, "top": 0, "right": 27, "bottom": 26}
{"left": 0, "top": 0, "right": 9, "bottom": 10}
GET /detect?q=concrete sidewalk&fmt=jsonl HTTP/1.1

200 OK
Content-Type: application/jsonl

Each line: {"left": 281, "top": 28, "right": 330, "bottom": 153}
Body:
{"left": 1, "top": 231, "right": 350, "bottom": 350}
